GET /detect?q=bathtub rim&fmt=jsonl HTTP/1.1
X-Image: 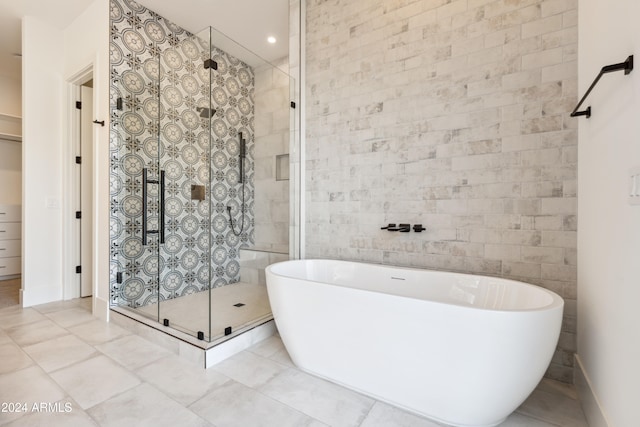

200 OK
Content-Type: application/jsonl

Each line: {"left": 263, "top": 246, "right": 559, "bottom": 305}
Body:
{"left": 265, "top": 258, "right": 564, "bottom": 314}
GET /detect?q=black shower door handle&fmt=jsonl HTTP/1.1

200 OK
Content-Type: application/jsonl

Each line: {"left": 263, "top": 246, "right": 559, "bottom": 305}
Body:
{"left": 142, "top": 168, "right": 165, "bottom": 245}
{"left": 142, "top": 168, "right": 149, "bottom": 245}
{"left": 159, "top": 170, "right": 165, "bottom": 244}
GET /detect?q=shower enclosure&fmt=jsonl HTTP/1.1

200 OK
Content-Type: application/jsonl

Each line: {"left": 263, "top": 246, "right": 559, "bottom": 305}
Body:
{"left": 109, "top": 22, "right": 295, "bottom": 343}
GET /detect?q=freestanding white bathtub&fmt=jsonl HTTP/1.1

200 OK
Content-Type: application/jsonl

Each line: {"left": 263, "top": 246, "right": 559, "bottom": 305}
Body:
{"left": 265, "top": 259, "right": 563, "bottom": 427}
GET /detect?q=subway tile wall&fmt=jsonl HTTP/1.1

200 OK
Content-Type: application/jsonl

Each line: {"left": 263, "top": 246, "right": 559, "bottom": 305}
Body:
{"left": 305, "top": 0, "right": 578, "bottom": 382}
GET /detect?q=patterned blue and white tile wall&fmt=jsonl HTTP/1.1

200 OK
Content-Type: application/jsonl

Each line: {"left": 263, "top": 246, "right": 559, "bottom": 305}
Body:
{"left": 109, "top": 0, "right": 255, "bottom": 308}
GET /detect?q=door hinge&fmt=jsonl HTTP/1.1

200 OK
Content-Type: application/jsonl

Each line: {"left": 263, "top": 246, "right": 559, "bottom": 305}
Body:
{"left": 75, "top": 265, "right": 82, "bottom": 274}
{"left": 204, "top": 59, "right": 218, "bottom": 70}
{"left": 75, "top": 156, "right": 81, "bottom": 164}
{"left": 76, "top": 101, "right": 82, "bottom": 110}
{"left": 75, "top": 211, "right": 81, "bottom": 219}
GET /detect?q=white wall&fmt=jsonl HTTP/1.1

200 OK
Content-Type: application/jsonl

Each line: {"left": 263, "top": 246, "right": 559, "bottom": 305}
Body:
{"left": 254, "top": 57, "right": 291, "bottom": 253}
{"left": 577, "top": 0, "right": 640, "bottom": 426}
{"left": 22, "top": 16, "right": 65, "bottom": 306}
{"left": 63, "top": 0, "right": 110, "bottom": 319}
{"left": 21, "top": 0, "right": 110, "bottom": 313}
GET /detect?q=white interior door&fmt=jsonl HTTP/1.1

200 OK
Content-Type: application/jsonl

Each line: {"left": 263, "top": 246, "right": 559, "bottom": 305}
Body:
{"left": 80, "top": 85, "right": 93, "bottom": 297}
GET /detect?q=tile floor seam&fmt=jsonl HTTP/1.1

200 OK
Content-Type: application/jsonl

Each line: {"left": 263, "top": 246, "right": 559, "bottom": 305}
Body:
{"left": 239, "top": 364, "right": 332, "bottom": 426}
{"left": 42, "top": 350, "right": 103, "bottom": 376}
{"left": 255, "top": 364, "right": 376, "bottom": 427}
{"left": 514, "top": 411, "right": 577, "bottom": 427}
{"left": 60, "top": 394, "right": 102, "bottom": 427}
{"left": 43, "top": 314, "right": 96, "bottom": 329}
{"left": 83, "top": 379, "right": 170, "bottom": 412}
{"left": 141, "top": 379, "right": 221, "bottom": 423}
{"left": 355, "top": 399, "right": 379, "bottom": 427}
{"left": 0, "top": 344, "right": 39, "bottom": 377}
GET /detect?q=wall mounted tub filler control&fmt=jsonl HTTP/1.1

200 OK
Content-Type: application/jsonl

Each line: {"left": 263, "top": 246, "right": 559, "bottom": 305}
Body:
{"left": 398, "top": 224, "right": 411, "bottom": 232}
{"left": 413, "top": 224, "right": 426, "bottom": 232}
{"left": 381, "top": 223, "right": 411, "bottom": 232}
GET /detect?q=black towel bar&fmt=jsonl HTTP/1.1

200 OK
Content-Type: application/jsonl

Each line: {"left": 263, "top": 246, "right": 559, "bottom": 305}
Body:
{"left": 571, "top": 55, "right": 633, "bottom": 118}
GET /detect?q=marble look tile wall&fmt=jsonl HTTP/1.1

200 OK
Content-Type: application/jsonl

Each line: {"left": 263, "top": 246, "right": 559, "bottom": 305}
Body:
{"left": 254, "top": 57, "right": 291, "bottom": 253}
{"left": 289, "top": 0, "right": 302, "bottom": 258}
{"left": 305, "top": 0, "right": 578, "bottom": 382}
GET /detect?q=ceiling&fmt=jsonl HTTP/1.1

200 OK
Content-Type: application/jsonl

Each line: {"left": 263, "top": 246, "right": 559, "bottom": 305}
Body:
{"left": 136, "top": 0, "right": 289, "bottom": 66}
{"left": 0, "top": 0, "right": 95, "bottom": 79}
{"left": 0, "top": 0, "right": 289, "bottom": 81}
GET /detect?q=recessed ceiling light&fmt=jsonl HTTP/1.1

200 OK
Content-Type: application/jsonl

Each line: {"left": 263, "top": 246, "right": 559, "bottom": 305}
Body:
{"left": 267, "top": 36, "right": 276, "bottom": 44}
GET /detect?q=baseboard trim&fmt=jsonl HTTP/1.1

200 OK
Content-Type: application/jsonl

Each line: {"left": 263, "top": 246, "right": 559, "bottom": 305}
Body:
{"left": 574, "top": 354, "right": 609, "bottom": 427}
{"left": 93, "top": 296, "right": 109, "bottom": 321}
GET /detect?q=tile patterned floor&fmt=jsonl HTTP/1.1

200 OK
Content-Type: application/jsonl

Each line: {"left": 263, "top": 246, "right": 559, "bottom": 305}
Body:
{"left": 0, "top": 298, "right": 589, "bottom": 427}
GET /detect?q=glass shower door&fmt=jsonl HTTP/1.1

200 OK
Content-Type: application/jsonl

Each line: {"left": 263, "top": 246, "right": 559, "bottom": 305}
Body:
{"left": 157, "top": 28, "right": 213, "bottom": 340}
{"left": 111, "top": 22, "right": 297, "bottom": 344}
{"left": 112, "top": 76, "right": 160, "bottom": 317}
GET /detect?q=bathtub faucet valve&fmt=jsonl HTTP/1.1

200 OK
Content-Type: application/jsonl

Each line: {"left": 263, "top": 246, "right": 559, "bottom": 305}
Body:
{"left": 398, "top": 224, "right": 411, "bottom": 232}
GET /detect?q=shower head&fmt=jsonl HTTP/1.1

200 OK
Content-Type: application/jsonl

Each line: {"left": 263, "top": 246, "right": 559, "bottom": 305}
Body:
{"left": 196, "top": 107, "right": 216, "bottom": 118}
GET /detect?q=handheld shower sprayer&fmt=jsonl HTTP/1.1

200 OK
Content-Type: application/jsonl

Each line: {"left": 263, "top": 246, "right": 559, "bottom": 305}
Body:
{"left": 238, "top": 133, "right": 246, "bottom": 184}
{"left": 229, "top": 132, "right": 247, "bottom": 236}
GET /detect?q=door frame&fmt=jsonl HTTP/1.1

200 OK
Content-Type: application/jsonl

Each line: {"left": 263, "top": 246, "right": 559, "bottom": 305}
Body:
{"left": 63, "top": 64, "right": 94, "bottom": 301}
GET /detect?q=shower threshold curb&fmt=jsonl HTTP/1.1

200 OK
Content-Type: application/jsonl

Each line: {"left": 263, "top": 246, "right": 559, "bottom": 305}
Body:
{"left": 110, "top": 307, "right": 276, "bottom": 368}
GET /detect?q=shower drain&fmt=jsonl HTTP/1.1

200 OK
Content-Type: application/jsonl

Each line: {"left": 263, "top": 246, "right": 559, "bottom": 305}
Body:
{"left": 233, "top": 303, "right": 245, "bottom": 307}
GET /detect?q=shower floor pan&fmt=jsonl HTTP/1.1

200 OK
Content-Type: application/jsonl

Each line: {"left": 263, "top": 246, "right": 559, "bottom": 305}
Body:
{"left": 110, "top": 282, "right": 276, "bottom": 368}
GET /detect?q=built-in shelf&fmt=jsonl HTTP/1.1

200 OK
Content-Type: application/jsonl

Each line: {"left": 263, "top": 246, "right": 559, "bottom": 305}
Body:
{"left": 0, "top": 114, "right": 21, "bottom": 142}
{"left": 0, "top": 133, "right": 21, "bottom": 143}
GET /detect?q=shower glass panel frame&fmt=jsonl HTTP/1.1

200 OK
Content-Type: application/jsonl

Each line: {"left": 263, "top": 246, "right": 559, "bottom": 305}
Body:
{"left": 156, "top": 27, "right": 214, "bottom": 341}
{"left": 112, "top": 77, "right": 160, "bottom": 322}
{"left": 110, "top": 22, "right": 296, "bottom": 344}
